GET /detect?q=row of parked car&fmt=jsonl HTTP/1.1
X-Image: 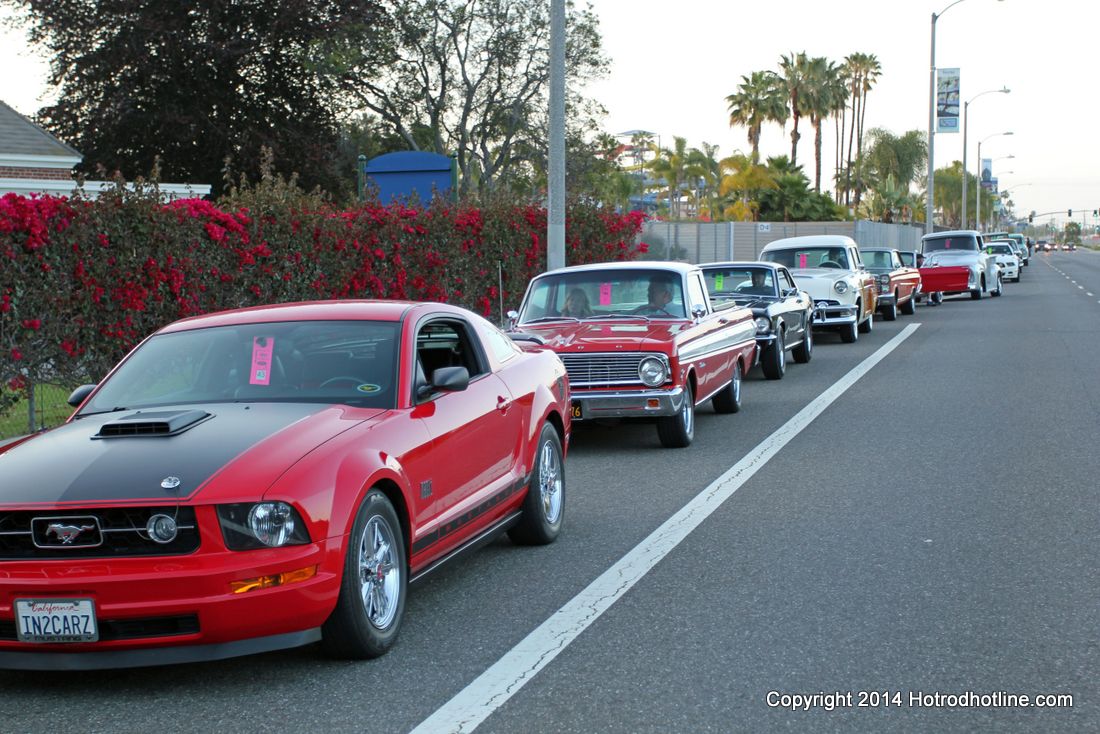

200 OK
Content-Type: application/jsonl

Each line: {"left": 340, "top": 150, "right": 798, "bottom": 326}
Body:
{"left": 0, "top": 228, "right": 1028, "bottom": 671}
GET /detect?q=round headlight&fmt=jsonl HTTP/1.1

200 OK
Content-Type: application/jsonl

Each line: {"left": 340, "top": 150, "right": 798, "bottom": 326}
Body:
{"left": 834, "top": 280, "right": 849, "bottom": 294}
{"left": 146, "top": 513, "right": 178, "bottom": 544}
{"left": 248, "top": 502, "right": 297, "bottom": 547}
{"left": 638, "top": 356, "right": 667, "bottom": 387}
{"left": 754, "top": 316, "right": 770, "bottom": 334}
{"left": 877, "top": 274, "right": 890, "bottom": 286}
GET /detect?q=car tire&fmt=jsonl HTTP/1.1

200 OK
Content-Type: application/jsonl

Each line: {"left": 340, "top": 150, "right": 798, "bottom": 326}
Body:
{"left": 658, "top": 382, "right": 696, "bottom": 448}
{"left": 508, "top": 423, "right": 565, "bottom": 546}
{"left": 791, "top": 325, "right": 813, "bottom": 363}
{"left": 858, "top": 309, "right": 873, "bottom": 334}
{"left": 322, "top": 489, "right": 407, "bottom": 660}
{"left": 971, "top": 287, "right": 982, "bottom": 300}
{"left": 840, "top": 320, "right": 858, "bottom": 343}
{"left": 900, "top": 293, "right": 916, "bottom": 316}
{"left": 760, "top": 331, "right": 786, "bottom": 380}
{"left": 881, "top": 295, "right": 898, "bottom": 321}
{"left": 711, "top": 360, "right": 743, "bottom": 414}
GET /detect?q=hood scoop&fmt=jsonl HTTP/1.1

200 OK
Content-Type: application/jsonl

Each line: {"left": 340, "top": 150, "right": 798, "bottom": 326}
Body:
{"left": 95, "top": 409, "right": 213, "bottom": 439}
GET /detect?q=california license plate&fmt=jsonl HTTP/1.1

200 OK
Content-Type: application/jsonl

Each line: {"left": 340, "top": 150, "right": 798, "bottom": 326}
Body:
{"left": 15, "top": 598, "right": 98, "bottom": 643}
{"left": 571, "top": 402, "right": 583, "bottom": 419}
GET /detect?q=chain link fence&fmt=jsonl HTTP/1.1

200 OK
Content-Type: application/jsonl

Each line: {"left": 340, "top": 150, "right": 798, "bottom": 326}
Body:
{"left": 0, "top": 381, "right": 73, "bottom": 441}
{"left": 639, "top": 219, "right": 926, "bottom": 264}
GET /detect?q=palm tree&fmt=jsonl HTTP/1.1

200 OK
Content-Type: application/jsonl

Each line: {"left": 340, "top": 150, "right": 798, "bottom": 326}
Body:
{"left": 647, "top": 136, "right": 692, "bottom": 219}
{"left": 801, "top": 56, "right": 844, "bottom": 194}
{"left": 778, "top": 52, "right": 812, "bottom": 167}
{"left": 718, "top": 153, "right": 777, "bottom": 221}
{"left": 852, "top": 54, "right": 882, "bottom": 207}
{"left": 686, "top": 142, "right": 722, "bottom": 220}
{"left": 726, "top": 71, "right": 787, "bottom": 163}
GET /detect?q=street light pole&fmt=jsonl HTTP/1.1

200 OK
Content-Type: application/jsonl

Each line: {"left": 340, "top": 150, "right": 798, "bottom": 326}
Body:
{"left": 975, "top": 132, "right": 1012, "bottom": 231}
{"left": 926, "top": 0, "right": 1003, "bottom": 234}
{"left": 961, "top": 87, "right": 1010, "bottom": 229}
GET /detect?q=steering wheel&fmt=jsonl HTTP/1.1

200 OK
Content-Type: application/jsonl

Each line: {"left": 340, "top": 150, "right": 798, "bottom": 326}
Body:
{"left": 320, "top": 376, "right": 364, "bottom": 388}
{"left": 820, "top": 261, "right": 841, "bottom": 269}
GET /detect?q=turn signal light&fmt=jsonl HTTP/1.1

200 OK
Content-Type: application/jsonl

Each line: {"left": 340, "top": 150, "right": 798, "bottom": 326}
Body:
{"left": 230, "top": 565, "right": 317, "bottom": 594}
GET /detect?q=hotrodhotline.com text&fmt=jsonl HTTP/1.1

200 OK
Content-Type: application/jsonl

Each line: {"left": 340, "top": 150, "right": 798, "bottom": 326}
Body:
{"left": 766, "top": 690, "right": 1074, "bottom": 711}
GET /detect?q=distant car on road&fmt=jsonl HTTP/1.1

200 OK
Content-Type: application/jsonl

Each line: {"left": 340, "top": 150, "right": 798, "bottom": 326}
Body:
{"left": 985, "top": 241, "right": 1021, "bottom": 282}
{"left": 700, "top": 261, "right": 814, "bottom": 380}
{"left": 920, "top": 230, "right": 1002, "bottom": 300}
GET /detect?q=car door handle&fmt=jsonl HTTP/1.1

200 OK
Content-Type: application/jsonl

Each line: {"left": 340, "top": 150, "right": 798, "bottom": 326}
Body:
{"left": 496, "top": 396, "right": 512, "bottom": 412}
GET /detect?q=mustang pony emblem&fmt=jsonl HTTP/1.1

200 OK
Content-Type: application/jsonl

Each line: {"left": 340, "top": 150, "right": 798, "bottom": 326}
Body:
{"left": 46, "top": 523, "right": 96, "bottom": 544}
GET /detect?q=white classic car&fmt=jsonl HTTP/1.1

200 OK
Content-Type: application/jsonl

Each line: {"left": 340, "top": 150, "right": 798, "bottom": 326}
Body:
{"left": 920, "top": 230, "right": 1003, "bottom": 299}
{"left": 759, "top": 235, "right": 876, "bottom": 343}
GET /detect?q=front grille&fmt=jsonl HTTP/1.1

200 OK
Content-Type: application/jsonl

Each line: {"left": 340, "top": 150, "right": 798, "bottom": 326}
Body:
{"left": 0, "top": 614, "right": 200, "bottom": 642}
{"left": 0, "top": 507, "right": 200, "bottom": 559}
{"left": 814, "top": 299, "right": 840, "bottom": 307}
{"left": 559, "top": 352, "right": 652, "bottom": 387}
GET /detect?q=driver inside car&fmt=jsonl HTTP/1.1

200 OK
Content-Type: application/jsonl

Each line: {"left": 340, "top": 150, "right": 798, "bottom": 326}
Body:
{"left": 634, "top": 277, "right": 676, "bottom": 315}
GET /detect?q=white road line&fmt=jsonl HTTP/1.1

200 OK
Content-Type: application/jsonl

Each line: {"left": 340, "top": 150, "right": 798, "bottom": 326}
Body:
{"left": 409, "top": 324, "right": 922, "bottom": 734}
{"left": 1088, "top": 293, "right": 1094, "bottom": 297}
{"left": 1078, "top": 286, "right": 1084, "bottom": 290}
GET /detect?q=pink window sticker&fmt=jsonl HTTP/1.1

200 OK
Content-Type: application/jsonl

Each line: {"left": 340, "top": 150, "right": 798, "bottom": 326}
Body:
{"left": 599, "top": 282, "right": 612, "bottom": 306}
{"left": 798, "top": 253, "right": 808, "bottom": 269}
{"left": 249, "top": 337, "right": 275, "bottom": 385}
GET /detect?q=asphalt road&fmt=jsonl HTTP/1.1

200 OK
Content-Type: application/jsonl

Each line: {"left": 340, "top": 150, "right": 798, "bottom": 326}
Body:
{"left": 2, "top": 251, "right": 1097, "bottom": 733}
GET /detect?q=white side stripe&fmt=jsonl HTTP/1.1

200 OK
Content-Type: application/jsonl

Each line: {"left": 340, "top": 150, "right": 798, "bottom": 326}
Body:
{"left": 410, "top": 324, "right": 922, "bottom": 734}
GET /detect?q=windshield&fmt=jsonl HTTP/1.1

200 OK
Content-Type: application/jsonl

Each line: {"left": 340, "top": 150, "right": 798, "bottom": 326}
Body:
{"left": 763, "top": 247, "right": 849, "bottom": 270}
{"left": 898, "top": 252, "right": 916, "bottom": 267}
{"left": 79, "top": 320, "right": 399, "bottom": 413}
{"left": 519, "top": 270, "right": 686, "bottom": 321}
{"left": 922, "top": 235, "right": 979, "bottom": 253}
{"left": 702, "top": 267, "right": 777, "bottom": 298}
{"left": 859, "top": 250, "right": 895, "bottom": 269}
{"left": 986, "top": 244, "right": 1013, "bottom": 254}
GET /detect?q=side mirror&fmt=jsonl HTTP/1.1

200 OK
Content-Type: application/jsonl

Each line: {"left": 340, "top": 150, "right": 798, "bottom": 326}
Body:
{"left": 67, "top": 384, "right": 97, "bottom": 407}
{"left": 431, "top": 366, "right": 469, "bottom": 393}
{"left": 691, "top": 303, "right": 707, "bottom": 319}
{"left": 506, "top": 310, "right": 519, "bottom": 330}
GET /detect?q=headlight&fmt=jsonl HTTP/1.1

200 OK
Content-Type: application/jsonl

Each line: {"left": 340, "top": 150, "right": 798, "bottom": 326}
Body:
{"left": 834, "top": 280, "right": 849, "bottom": 294}
{"left": 877, "top": 274, "right": 890, "bottom": 286}
{"left": 638, "top": 356, "right": 668, "bottom": 387}
{"left": 754, "top": 316, "right": 771, "bottom": 334}
{"left": 217, "top": 502, "right": 311, "bottom": 550}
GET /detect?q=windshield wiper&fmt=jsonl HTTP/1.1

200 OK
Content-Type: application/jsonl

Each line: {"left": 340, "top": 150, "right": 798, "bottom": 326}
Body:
{"left": 586, "top": 313, "right": 650, "bottom": 321}
{"left": 75, "top": 406, "right": 130, "bottom": 418}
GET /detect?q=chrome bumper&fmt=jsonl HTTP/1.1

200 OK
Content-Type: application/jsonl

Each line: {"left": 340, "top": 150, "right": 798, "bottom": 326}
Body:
{"left": 571, "top": 386, "right": 685, "bottom": 420}
{"left": 812, "top": 304, "right": 857, "bottom": 326}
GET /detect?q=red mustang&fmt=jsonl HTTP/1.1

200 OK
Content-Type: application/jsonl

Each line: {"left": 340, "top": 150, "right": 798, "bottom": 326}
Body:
{"left": 0, "top": 301, "right": 570, "bottom": 669}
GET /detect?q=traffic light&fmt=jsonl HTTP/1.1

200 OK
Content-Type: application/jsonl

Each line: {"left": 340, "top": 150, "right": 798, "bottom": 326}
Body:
{"left": 1068, "top": 209, "right": 1073, "bottom": 217}
{"left": 1029, "top": 212, "right": 1035, "bottom": 223}
{"left": 1093, "top": 209, "right": 1098, "bottom": 217}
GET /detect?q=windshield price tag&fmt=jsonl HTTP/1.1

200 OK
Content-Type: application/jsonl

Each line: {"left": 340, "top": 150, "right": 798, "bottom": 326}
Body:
{"left": 599, "top": 283, "right": 612, "bottom": 306}
{"left": 250, "top": 336, "right": 275, "bottom": 385}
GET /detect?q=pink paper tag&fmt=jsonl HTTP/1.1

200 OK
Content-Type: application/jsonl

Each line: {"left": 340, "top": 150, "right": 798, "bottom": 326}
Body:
{"left": 798, "top": 253, "right": 807, "bottom": 269}
{"left": 249, "top": 337, "right": 274, "bottom": 385}
{"left": 599, "top": 283, "right": 612, "bottom": 306}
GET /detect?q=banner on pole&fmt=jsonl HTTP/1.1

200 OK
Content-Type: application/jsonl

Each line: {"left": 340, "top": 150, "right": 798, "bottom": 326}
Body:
{"left": 936, "top": 68, "right": 960, "bottom": 133}
{"left": 980, "top": 158, "right": 994, "bottom": 189}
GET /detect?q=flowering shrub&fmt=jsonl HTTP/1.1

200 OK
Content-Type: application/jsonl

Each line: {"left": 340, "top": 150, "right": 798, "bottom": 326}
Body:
{"left": 0, "top": 187, "right": 647, "bottom": 411}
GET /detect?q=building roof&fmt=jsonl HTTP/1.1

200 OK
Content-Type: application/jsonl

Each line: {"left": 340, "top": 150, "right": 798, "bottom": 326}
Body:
{"left": 0, "top": 98, "right": 81, "bottom": 160}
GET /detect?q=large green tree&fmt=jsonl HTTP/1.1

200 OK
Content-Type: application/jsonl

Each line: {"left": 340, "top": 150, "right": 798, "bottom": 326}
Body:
{"left": 6, "top": 0, "right": 384, "bottom": 196}
{"left": 321, "top": 0, "right": 608, "bottom": 196}
{"left": 778, "top": 52, "right": 812, "bottom": 167}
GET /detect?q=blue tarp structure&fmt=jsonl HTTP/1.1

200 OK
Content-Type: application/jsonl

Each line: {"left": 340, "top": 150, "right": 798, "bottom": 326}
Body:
{"left": 364, "top": 151, "right": 453, "bottom": 204}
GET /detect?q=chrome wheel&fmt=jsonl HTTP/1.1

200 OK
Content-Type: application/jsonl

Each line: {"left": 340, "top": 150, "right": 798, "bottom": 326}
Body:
{"left": 538, "top": 438, "right": 563, "bottom": 525}
{"left": 359, "top": 515, "right": 400, "bottom": 629}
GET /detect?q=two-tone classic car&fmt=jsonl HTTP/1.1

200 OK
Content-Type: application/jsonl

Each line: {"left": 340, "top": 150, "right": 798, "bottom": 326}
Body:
{"left": 859, "top": 247, "right": 921, "bottom": 320}
{"left": 0, "top": 301, "right": 571, "bottom": 669}
{"left": 510, "top": 262, "right": 758, "bottom": 448}
{"left": 699, "top": 261, "right": 814, "bottom": 379}
{"left": 920, "top": 230, "right": 1003, "bottom": 299}
{"left": 759, "top": 235, "right": 876, "bottom": 344}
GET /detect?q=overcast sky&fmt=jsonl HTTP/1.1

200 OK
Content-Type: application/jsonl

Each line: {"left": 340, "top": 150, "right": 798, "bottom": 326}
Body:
{"left": 2, "top": 1, "right": 1094, "bottom": 226}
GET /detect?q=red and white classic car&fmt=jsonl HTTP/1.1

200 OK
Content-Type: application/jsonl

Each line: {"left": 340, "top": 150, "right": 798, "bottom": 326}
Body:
{"left": 859, "top": 247, "right": 921, "bottom": 319}
{"left": 510, "top": 262, "right": 757, "bottom": 448}
{"left": 0, "top": 301, "right": 570, "bottom": 669}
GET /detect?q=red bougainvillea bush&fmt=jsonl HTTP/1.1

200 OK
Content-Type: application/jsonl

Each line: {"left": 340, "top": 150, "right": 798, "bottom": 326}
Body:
{"left": 0, "top": 183, "right": 647, "bottom": 412}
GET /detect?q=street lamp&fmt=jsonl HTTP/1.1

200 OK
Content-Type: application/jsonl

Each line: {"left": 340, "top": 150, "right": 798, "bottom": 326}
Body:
{"left": 927, "top": 0, "right": 1004, "bottom": 234}
{"left": 975, "top": 132, "right": 1012, "bottom": 231}
{"left": 961, "top": 87, "right": 1010, "bottom": 228}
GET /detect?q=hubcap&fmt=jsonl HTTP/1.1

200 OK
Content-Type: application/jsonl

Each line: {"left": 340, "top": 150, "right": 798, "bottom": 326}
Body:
{"left": 538, "top": 439, "right": 563, "bottom": 524}
{"left": 733, "top": 366, "right": 741, "bottom": 403}
{"left": 682, "top": 390, "right": 694, "bottom": 435}
{"left": 359, "top": 515, "right": 400, "bottom": 629}
{"left": 778, "top": 336, "right": 785, "bottom": 370}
